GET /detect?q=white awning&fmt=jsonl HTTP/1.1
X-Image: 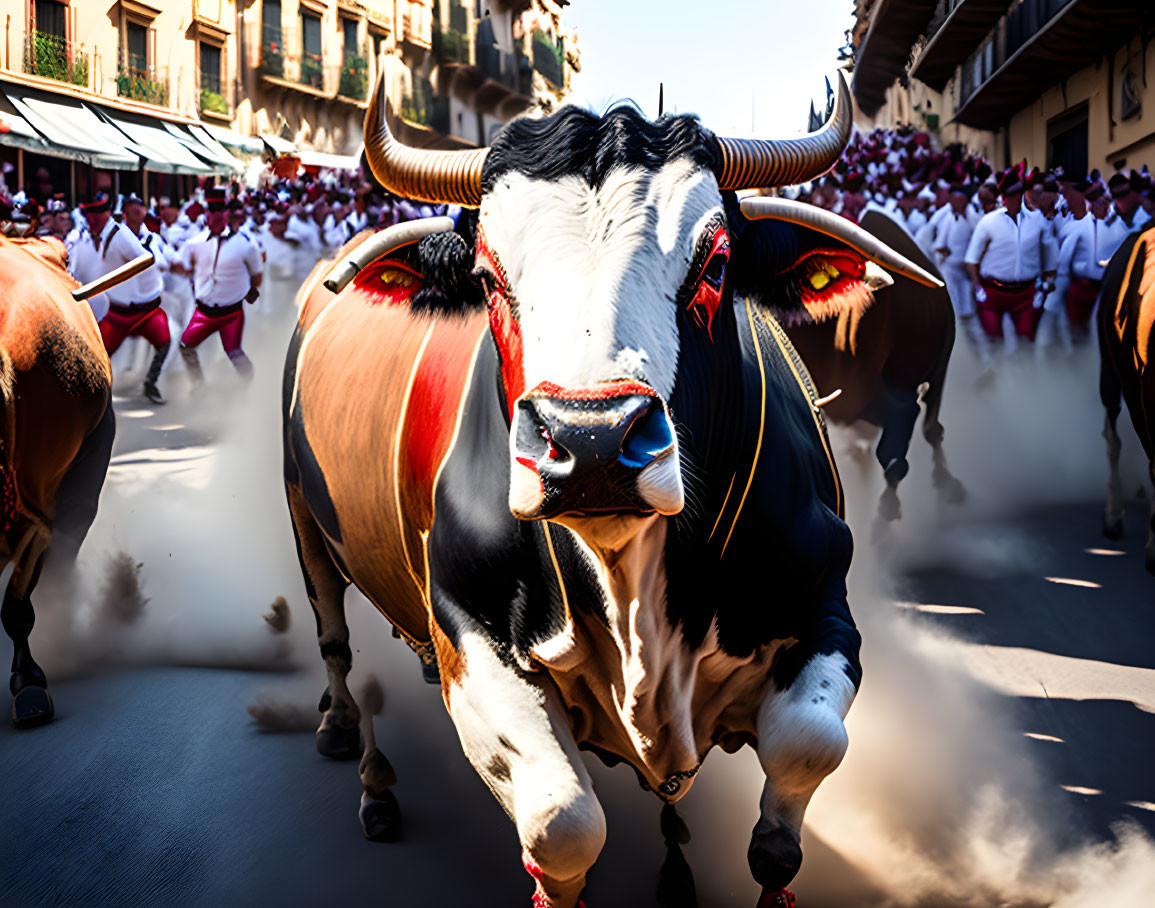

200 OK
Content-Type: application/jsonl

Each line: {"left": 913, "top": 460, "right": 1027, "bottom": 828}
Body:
{"left": 297, "top": 149, "right": 362, "bottom": 171}
{"left": 0, "top": 96, "right": 53, "bottom": 156}
{"left": 260, "top": 132, "right": 297, "bottom": 156}
{"left": 96, "top": 109, "right": 217, "bottom": 176}
{"left": 5, "top": 89, "right": 139, "bottom": 169}
{"left": 202, "top": 123, "right": 264, "bottom": 156}
{"left": 164, "top": 123, "right": 243, "bottom": 173}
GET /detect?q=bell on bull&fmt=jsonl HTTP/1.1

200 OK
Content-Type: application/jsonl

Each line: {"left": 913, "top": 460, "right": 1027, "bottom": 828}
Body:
{"left": 285, "top": 69, "right": 938, "bottom": 908}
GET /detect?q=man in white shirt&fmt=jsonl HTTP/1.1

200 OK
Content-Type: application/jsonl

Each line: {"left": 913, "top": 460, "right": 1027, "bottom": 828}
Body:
{"left": 964, "top": 169, "right": 1058, "bottom": 345}
{"left": 933, "top": 182, "right": 988, "bottom": 361}
{"left": 262, "top": 208, "right": 300, "bottom": 312}
{"left": 1051, "top": 181, "right": 1113, "bottom": 342}
{"left": 105, "top": 193, "right": 173, "bottom": 403}
{"left": 178, "top": 187, "right": 264, "bottom": 385}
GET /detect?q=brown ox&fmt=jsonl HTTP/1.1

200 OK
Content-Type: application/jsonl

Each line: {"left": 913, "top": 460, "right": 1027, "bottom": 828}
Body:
{"left": 741, "top": 207, "right": 965, "bottom": 521}
{"left": 1099, "top": 223, "right": 1155, "bottom": 573}
{"left": 1, "top": 236, "right": 115, "bottom": 726}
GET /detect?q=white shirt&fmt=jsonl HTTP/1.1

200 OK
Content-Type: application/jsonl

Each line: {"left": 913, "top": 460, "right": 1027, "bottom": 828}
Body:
{"left": 1057, "top": 214, "right": 1112, "bottom": 288}
{"left": 917, "top": 204, "right": 952, "bottom": 258}
{"left": 180, "top": 229, "right": 263, "bottom": 306}
{"left": 932, "top": 209, "right": 974, "bottom": 268}
{"left": 262, "top": 227, "right": 299, "bottom": 281}
{"left": 964, "top": 206, "right": 1058, "bottom": 282}
{"left": 69, "top": 216, "right": 149, "bottom": 308}
{"left": 285, "top": 215, "right": 321, "bottom": 255}
{"left": 123, "top": 225, "right": 168, "bottom": 303}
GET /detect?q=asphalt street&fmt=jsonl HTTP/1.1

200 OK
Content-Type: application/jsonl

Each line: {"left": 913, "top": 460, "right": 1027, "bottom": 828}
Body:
{"left": 1, "top": 339, "right": 1154, "bottom": 908}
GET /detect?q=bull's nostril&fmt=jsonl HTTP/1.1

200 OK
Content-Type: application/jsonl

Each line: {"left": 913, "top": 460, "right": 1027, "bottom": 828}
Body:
{"left": 619, "top": 406, "right": 674, "bottom": 470}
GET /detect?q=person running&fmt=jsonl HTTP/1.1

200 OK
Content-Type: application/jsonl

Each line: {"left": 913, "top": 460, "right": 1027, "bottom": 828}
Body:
{"left": 70, "top": 191, "right": 168, "bottom": 402}
{"left": 177, "top": 187, "right": 263, "bottom": 386}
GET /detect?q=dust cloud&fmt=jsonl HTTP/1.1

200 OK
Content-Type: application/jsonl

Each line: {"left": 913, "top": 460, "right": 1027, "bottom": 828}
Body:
{"left": 19, "top": 283, "right": 1155, "bottom": 907}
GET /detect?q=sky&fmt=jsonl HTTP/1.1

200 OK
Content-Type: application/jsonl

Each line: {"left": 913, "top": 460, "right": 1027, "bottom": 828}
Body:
{"left": 565, "top": 0, "right": 855, "bottom": 138}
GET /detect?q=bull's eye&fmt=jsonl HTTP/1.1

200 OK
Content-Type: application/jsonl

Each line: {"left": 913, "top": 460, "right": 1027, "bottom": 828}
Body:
{"left": 701, "top": 252, "right": 727, "bottom": 289}
{"left": 684, "top": 227, "right": 729, "bottom": 341}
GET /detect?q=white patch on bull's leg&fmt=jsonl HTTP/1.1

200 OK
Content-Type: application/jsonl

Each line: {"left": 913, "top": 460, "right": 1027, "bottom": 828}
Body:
{"left": 1103, "top": 413, "right": 1125, "bottom": 537}
{"left": 751, "top": 651, "right": 856, "bottom": 888}
{"left": 479, "top": 161, "right": 723, "bottom": 401}
{"left": 446, "top": 624, "right": 606, "bottom": 908}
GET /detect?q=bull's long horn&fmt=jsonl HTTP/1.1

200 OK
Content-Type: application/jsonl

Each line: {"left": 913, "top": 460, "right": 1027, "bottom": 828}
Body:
{"left": 323, "top": 217, "right": 455, "bottom": 294}
{"left": 364, "top": 72, "right": 487, "bottom": 207}
{"left": 717, "top": 74, "right": 852, "bottom": 190}
{"left": 71, "top": 252, "right": 154, "bottom": 301}
{"left": 740, "top": 197, "right": 945, "bottom": 289}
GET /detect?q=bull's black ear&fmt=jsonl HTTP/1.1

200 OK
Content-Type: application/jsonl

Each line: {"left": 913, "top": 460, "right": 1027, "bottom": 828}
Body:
{"left": 723, "top": 192, "right": 802, "bottom": 309}
{"left": 409, "top": 229, "right": 486, "bottom": 316}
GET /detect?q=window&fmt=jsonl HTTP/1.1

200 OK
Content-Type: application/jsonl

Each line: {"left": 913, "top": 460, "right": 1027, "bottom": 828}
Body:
{"left": 343, "top": 17, "right": 358, "bottom": 59}
{"left": 300, "top": 11, "right": 322, "bottom": 88}
{"left": 34, "top": 0, "right": 66, "bottom": 39}
{"left": 200, "top": 42, "right": 221, "bottom": 94}
{"left": 261, "top": 0, "right": 283, "bottom": 76}
{"left": 199, "top": 41, "right": 227, "bottom": 113}
{"left": 126, "top": 21, "right": 148, "bottom": 75}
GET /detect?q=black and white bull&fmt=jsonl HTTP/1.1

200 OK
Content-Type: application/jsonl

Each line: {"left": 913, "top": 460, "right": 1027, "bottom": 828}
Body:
{"left": 283, "top": 73, "right": 940, "bottom": 907}
{"left": 1098, "top": 222, "right": 1155, "bottom": 573}
{"left": 727, "top": 202, "right": 962, "bottom": 521}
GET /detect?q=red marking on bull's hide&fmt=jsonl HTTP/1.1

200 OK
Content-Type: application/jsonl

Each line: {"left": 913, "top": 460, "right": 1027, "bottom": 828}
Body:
{"left": 783, "top": 247, "right": 871, "bottom": 324}
{"left": 687, "top": 228, "right": 730, "bottom": 340}
{"left": 399, "top": 317, "right": 487, "bottom": 496}
{"left": 528, "top": 380, "right": 657, "bottom": 401}
{"left": 475, "top": 226, "right": 525, "bottom": 418}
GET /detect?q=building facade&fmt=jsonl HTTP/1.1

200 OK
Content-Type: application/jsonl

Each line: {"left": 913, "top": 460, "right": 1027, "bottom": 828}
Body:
{"left": 848, "top": 0, "right": 1155, "bottom": 174}
{"left": 0, "top": 0, "right": 578, "bottom": 203}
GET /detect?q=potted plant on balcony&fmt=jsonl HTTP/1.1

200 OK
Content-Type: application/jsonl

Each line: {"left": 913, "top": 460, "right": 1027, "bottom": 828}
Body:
{"left": 260, "top": 39, "right": 284, "bottom": 78}
{"left": 338, "top": 54, "right": 367, "bottom": 99}
{"left": 300, "top": 54, "right": 323, "bottom": 90}
{"left": 200, "top": 88, "right": 228, "bottom": 115}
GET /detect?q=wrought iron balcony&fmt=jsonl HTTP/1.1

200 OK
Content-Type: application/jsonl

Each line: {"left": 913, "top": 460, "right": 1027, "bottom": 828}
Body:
{"left": 910, "top": 0, "right": 1009, "bottom": 90}
{"left": 117, "top": 54, "right": 169, "bottom": 106}
{"left": 22, "top": 30, "right": 88, "bottom": 88}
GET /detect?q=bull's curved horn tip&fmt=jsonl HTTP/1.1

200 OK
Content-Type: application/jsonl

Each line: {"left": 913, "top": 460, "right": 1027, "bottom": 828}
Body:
{"left": 813, "top": 389, "right": 842, "bottom": 409}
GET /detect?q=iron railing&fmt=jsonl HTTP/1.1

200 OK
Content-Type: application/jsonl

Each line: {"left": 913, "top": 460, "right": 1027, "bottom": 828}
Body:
{"left": 117, "top": 52, "right": 168, "bottom": 105}
{"left": 22, "top": 30, "right": 88, "bottom": 87}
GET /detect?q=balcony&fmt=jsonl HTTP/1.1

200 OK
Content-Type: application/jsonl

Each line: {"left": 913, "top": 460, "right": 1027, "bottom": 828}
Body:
{"left": 199, "top": 73, "right": 231, "bottom": 118}
{"left": 259, "top": 26, "right": 285, "bottom": 78}
{"left": 21, "top": 31, "right": 89, "bottom": 88}
{"left": 851, "top": 0, "right": 937, "bottom": 116}
{"left": 910, "top": 0, "right": 1010, "bottom": 90}
{"left": 402, "top": 7, "right": 433, "bottom": 51}
{"left": 258, "top": 26, "right": 335, "bottom": 96}
{"left": 952, "top": 0, "right": 1151, "bottom": 129}
{"left": 337, "top": 50, "right": 369, "bottom": 101}
{"left": 117, "top": 56, "right": 169, "bottom": 107}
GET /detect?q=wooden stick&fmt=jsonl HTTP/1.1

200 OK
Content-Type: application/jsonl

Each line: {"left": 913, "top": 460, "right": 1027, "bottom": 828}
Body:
{"left": 72, "top": 252, "right": 154, "bottom": 301}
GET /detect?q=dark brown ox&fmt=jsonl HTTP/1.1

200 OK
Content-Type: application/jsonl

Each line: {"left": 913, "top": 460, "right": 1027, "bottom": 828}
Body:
{"left": 0, "top": 236, "right": 115, "bottom": 726}
{"left": 1098, "top": 223, "right": 1155, "bottom": 573}
{"left": 739, "top": 206, "right": 964, "bottom": 521}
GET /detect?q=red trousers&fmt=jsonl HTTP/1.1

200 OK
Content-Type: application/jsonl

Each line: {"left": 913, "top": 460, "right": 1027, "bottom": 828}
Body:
{"left": 181, "top": 303, "right": 245, "bottom": 353}
{"left": 99, "top": 301, "right": 170, "bottom": 354}
{"left": 976, "top": 279, "right": 1040, "bottom": 340}
{"left": 1066, "top": 277, "right": 1102, "bottom": 333}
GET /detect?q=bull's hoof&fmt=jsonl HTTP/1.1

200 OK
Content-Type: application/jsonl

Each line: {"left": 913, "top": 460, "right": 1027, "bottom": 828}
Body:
{"left": 12, "top": 686, "right": 54, "bottom": 729}
{"left": 657, "top": 842, "right": 697, "bottom": 906}
{"left": 316, "top": 722, "right": 364, "bottom": 760}
{"left": 748, "top": 821, "right": 802, "bottom": 893}
{"left": 359, "top": 789, "right": 402, "bottom": 842}
{"left": 1102, "top": 515, "right": 1125, "bottom": 541}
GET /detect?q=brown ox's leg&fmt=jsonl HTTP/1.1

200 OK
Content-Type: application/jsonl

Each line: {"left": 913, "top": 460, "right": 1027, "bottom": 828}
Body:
{"left": 750, "top": 651, "right": 856, "bottom": 897}
{"left": 285, "top": 484, "right": 364, "bottom": 761}
{"left": 435, "top": 610, "right": 605, "bottom": 908}
{"left": 1103, "top": 412, "right": 1126, "bottom": 540}
{"left": 3, "top": 525, "right": 53, "bottom": 727}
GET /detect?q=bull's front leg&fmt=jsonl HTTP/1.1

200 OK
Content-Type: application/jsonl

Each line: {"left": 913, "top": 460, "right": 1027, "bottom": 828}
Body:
{"left": 432, "top": 604, "right": 605, "bottom": 908}
{"left": 749, "top": 648, "right": 858, "bottom": 900}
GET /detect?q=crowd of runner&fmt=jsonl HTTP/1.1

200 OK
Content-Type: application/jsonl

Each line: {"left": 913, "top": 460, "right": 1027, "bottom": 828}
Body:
{"left": 791, "top": 125, "right": 1155, "bottom": 365}
{"left": 0, "top": 168, "right": 454, "bottom": 404}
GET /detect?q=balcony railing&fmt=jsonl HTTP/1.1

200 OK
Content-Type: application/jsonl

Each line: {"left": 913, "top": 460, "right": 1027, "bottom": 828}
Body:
{"left": 117, "top": 56, "right": 169, "bottom": 106}
{"left": 432, "top": 22, "right": 470, "bottom": 65}
{"left": 22, "top": 31, "right": 88, "bottom": 87}
{"left": 199, "top": 73, "right": 230, "bottom": 116}
{"left": 956, "top": 0, "right": 1074, "bottom": 111}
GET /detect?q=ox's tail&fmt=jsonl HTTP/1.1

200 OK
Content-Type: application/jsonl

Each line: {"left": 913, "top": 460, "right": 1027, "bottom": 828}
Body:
{"left": 0, "top": 346, "right": 20, "bottom": 539}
